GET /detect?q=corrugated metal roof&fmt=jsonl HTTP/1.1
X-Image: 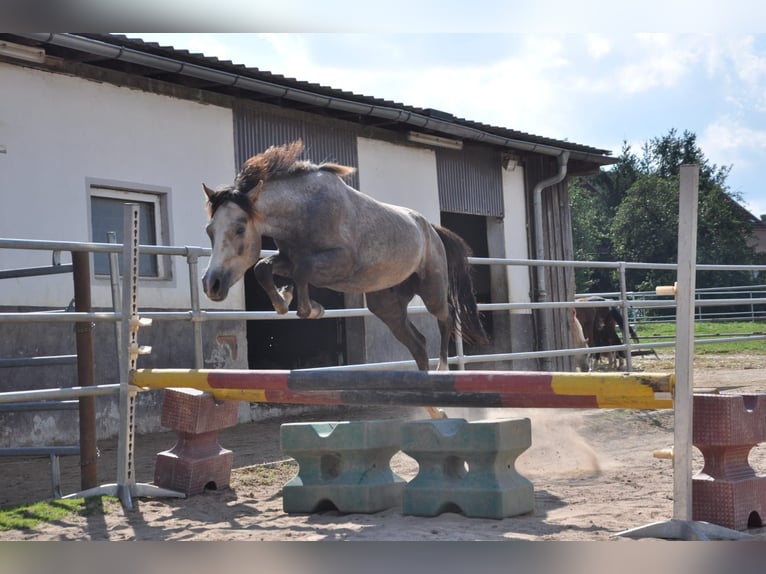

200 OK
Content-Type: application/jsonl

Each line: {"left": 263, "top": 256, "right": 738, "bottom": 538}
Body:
{"left": 4, "top": 33, "right": 616, "bottom": 166}
{"left": 105, "top": 34, "right": 611, "bottom": 156}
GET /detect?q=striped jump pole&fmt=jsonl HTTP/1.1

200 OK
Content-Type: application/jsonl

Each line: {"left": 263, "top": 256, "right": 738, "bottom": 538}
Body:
{"left": 133, "top": 369, "right": 674, "bottom": 410}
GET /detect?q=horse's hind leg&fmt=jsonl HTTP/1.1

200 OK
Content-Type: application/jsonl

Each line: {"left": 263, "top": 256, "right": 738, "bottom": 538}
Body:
{"left": 365, "top": 288, "right": 445, "bottom": 419}
{"left": 415, "top": 268, "right": 453, "bottom": 371}
{"left": 419, "top": 285, "right": 452, "bottom": 371}
{"left": 366, "top": 288, "right": 429, "bottom": 369}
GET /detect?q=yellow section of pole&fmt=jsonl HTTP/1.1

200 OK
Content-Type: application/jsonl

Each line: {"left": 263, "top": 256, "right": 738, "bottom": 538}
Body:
{"left": 132, "top": 369, "right": 213, "bottom": 392}
{"left": 550, "top": 372, "right": 674, "bottom": 409}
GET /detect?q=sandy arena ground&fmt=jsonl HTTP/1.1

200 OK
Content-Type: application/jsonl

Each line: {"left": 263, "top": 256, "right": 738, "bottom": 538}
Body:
{"left": 2, "top": 353, "right": 766, "bottom": 541}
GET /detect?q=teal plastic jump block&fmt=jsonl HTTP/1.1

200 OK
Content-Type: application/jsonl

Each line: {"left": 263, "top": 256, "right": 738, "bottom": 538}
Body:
{"left": 280, "top": 419, "right": 406, "bottom": 514}
{"left": 401, "top": 417, "right": 534, "bottom": 519}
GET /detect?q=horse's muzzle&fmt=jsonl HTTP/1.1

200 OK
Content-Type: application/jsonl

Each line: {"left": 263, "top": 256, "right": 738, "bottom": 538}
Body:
{"left": 202, "top": 268, "right": 231, "bottom": 301}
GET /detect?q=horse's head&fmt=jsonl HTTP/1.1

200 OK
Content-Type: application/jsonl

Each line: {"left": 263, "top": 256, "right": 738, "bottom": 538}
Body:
{"left": 201, "top": 181, "right": 264, "bottom": 301}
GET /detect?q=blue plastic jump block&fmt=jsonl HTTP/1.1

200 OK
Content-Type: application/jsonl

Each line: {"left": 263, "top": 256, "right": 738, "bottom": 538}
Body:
{"left": 401, "top": 417, "right": 534, "bottom": 519}
{"left": 280, "top": 419, "right": 406, "bottom": 514}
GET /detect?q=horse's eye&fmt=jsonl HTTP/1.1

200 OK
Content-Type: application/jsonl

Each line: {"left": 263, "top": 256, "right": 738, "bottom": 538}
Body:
{"left": 235, "top": 225, "right": 246, "bottom": 236}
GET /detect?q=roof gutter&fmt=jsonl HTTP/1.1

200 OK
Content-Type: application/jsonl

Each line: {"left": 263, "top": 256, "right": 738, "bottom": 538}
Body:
{"left": 19, "top": 33, "right": 609, "bottom": 163}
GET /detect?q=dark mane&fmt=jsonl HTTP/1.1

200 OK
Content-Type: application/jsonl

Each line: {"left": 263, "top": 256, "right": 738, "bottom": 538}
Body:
{"left": 206, "top": 187, "right": 255, "bottom": 218}
{"left": 235, "top": 139, "right": 355, "bottom": 193}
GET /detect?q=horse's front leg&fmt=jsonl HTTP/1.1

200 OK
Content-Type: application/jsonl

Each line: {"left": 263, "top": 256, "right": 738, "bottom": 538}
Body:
{"left": 253, "top": 253, "right": 294, "bottom": 314}
{"left": 294, "top": 280, "right": 324, "bottom": 319}
{"left": 292, "top": 249, "right": 354, "bottom": 319}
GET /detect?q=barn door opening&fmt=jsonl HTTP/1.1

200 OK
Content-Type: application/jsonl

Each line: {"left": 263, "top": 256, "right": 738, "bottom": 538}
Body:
{"left": 440, "top": 212, "right": 493, "bottom": 357}
{"left": 244, "top": 237, "right": 346, "bottom": 370}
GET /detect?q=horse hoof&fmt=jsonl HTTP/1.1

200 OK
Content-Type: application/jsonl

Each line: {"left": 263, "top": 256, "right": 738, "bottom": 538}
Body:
{"left": 279, "top": 285, "right": 294, "bottom": 307}
{"left": 308, "top": 303, "right": 324, "bottom": 319}
{"left": 273, "top": 286, "right": 293, "bottom": 314}
{"left": 297, "top": 303, "right": 324, "bottom": 319}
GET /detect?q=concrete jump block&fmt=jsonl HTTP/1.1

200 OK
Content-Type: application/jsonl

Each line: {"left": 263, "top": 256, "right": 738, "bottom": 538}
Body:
{"left": 401, "top": 418, "right": 534, "bottom": 519}
{"left": 280, "top": 419, "right": 406, "bottom": 514}
{"left": 692, "top": 393, "right": 766, "bottom": 530}
{"left": 160, "top": 388, "right": 239, "bottom": 435}
{"left": 153, "top": 388, "right": 238, "bottom": 496}
{"left": 154, "top": 439, "right": 234, "bottom": 495}
{"left": 693, "top": 476, "right": 766, "bottom": 531}
{"left": 693, "top": 393, "right": 766, "bottom": 446}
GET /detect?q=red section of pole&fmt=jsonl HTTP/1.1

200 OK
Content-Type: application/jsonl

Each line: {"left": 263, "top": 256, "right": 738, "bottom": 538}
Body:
{"left": 72, "top": 251, "right": 98, "bottom": 490}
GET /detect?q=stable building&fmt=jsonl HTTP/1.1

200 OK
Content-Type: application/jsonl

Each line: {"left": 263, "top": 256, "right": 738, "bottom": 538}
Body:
{"left": 0, "top": 33, "right": 616, "bottom": 443}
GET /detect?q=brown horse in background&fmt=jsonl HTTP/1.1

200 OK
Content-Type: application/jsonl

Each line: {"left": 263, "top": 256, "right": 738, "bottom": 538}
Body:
{"left": 574, "top": 295, "right": 641, "bottom": 371}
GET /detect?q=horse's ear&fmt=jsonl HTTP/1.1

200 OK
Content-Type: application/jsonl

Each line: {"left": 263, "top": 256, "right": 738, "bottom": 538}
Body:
{"left": 202, "top": 183, "right": 216, "bottom": 200}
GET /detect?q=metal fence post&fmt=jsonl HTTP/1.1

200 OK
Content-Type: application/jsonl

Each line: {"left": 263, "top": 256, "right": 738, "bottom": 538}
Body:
{"left": 187, "top": 251, "right": 204, "bottom": 369}
{"left": 618, "top": 261, "right": 632, "bottom": 372}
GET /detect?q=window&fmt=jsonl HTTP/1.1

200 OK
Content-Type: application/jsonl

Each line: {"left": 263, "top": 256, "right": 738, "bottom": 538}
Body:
{"left": 89, "top": 184, "right": 170, "bottom": 279}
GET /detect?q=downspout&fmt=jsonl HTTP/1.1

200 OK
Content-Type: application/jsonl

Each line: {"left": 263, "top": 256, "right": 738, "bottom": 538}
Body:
{"left": 533, "top": 151, "right": 570, "bottom": 370}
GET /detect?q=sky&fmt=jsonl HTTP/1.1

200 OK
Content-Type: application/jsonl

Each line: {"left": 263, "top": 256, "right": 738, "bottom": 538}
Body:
{"left": 133, "top": 26, "right": 766, "bottom": 217}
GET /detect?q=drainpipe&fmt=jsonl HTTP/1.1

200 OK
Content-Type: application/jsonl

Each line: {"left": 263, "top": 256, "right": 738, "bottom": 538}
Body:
{"left": 533, "top": 151, "right": 570, "bottom": 370}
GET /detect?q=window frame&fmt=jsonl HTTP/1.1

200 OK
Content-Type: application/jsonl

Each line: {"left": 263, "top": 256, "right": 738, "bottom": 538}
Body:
{"left": 87, "top": 180, "right": 173, "bottom": 282}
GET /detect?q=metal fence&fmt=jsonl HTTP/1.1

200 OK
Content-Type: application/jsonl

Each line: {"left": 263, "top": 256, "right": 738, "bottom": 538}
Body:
{"left": 5, "top": 229, "right": 766, "bottom": 503}
{"left": 3, "top": 236, "right": 766, "bottom": 377}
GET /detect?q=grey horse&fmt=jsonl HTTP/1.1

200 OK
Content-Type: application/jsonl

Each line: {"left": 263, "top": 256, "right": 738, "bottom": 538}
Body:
{"left": 201, "top": 140, "right": 487, "bottom": 416}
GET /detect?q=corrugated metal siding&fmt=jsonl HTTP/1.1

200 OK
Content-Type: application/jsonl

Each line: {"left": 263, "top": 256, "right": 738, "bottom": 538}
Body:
{"left": 233, "top": 103, "right": 359, "bottom": 188}
{"left": 436, "top": 145, "right": 504, "bottom": 217}
{"left": 525, "top": 155, "right": 576, "bottom": 371}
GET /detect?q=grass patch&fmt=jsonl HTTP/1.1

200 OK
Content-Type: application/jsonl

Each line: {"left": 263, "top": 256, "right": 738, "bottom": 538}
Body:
{"left": 635, "top": 320, "right": 766, "bottom": 354}
{"left": 0, "top": 496, "right": 117, "bottom": 531}
{"left": 236, "top": 460, "right": 297, "bottom": 489}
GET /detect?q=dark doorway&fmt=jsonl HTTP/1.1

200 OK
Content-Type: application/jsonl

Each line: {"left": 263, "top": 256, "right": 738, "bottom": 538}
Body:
{"left": 245, "top": 237, "right": 347, "bottom": 369}
{"left": 440, "top": 212, "right": 493, "bottom": 356}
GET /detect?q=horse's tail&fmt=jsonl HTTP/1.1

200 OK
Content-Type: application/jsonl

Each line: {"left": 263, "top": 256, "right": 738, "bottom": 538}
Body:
{"left": 433, "top": 225, "right": 489, "bottom": 345}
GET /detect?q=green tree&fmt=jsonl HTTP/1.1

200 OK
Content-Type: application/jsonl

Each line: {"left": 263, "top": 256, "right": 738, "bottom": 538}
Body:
{"left": 569, "top": 142, "right": 640, "bottom": 291}
{"left": 611, "top": 174, "right": 678, "bottom": 291}
{"left": 571, "top": 129, "right": 759, "bottom": 293}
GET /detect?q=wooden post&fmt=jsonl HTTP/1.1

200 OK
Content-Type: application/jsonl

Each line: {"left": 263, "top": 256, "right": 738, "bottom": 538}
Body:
{"left": 72, "top": 251, "right": 98, "bottom": 489}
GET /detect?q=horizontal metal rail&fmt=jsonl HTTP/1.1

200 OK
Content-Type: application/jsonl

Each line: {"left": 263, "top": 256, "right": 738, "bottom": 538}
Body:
{"left": 0, "top": 446, "right": 80, "bottom": 457}
{"left": 0, "top": 264, "right": 73, "bottom": 280}
{"left": 0, "top": 400, "right": 79, "bottom": 412}
{"left": 0, "top": 311, "right": 120, "bottom": 323}
{"left": 2, "top": 235, "right": 766, "bottom": 377}
{"left": 0, "top": 445, "right": 81, "bottom": 498}
{"left": 0, "top": 384, "right": 121, "bottom": 404}
{"left": 0, "top": 355, "right": 78, "bottom": 368}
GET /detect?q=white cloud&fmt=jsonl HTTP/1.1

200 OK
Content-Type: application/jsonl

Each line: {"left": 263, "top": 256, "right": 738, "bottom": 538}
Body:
{"left": 585, "top": 34, "right": 612, "bottom": 59}
{"left": 701, "top": 116, "right": 766, "bottom": 165}
{"left": 612, "top": 35, "right": 703, "bottom": 94}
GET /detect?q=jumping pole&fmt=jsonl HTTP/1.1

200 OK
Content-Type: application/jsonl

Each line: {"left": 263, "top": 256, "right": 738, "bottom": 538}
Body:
{"left": 133, "top": 369, "right": 674, "bottom": 410}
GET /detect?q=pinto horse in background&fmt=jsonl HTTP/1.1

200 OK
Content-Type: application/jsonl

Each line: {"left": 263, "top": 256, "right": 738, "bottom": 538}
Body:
{"left": 571, "top": 309, "right": 590, "bottom": 372}
{"left": 574, "top": 295, "right": 641, "bottom": 371}
{"left": 201, "top": 140, "right": 488, "bottom": 418}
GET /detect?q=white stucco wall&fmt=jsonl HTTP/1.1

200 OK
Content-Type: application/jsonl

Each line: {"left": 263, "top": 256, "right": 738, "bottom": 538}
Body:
{"left": 356, "top": 137, "right": 440, "bottom": 222}
{"left": 0, "top": 63, "right": 240, "bottom": 309}
{"left": 357, "top": 137, "right": 531, "bottom": 309}
{"left": 502, "top": 163, "right": 532, "bottom": 312}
